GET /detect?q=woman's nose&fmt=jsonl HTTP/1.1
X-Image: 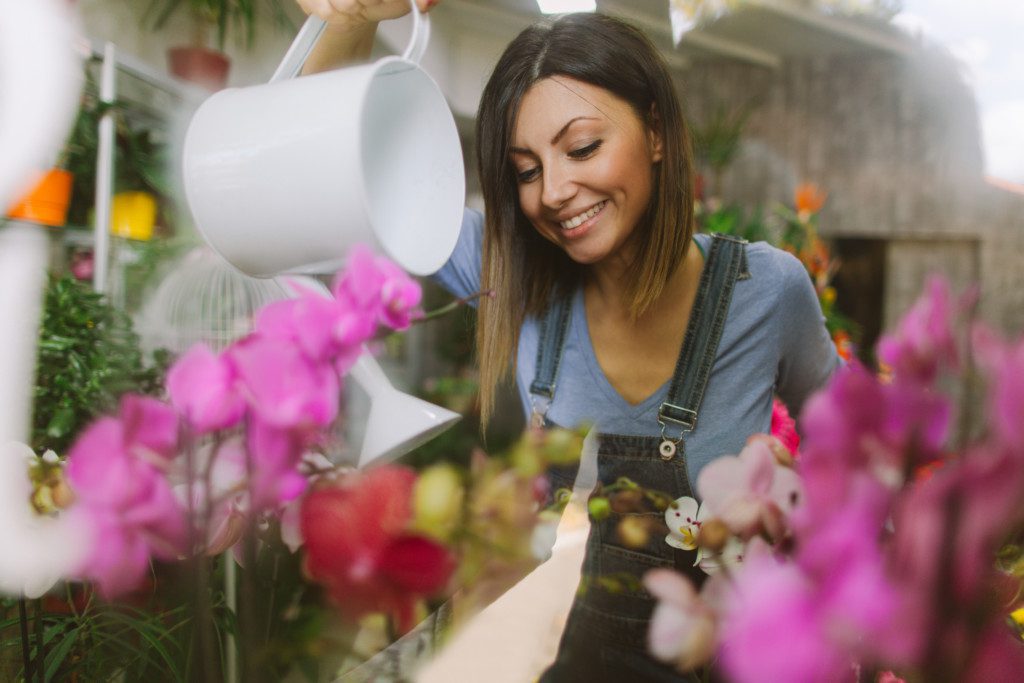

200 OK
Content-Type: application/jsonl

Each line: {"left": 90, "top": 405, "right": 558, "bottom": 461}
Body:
{"left": 541, "top": 163, "right": 576, "bottom": 210}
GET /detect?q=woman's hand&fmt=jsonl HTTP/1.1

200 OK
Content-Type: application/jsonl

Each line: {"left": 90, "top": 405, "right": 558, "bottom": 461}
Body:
{"left": 296, "top": 0, "right": 439, "bottom": 29}
{"left": 296, "top": 0, "right": 440, "bottom": 73}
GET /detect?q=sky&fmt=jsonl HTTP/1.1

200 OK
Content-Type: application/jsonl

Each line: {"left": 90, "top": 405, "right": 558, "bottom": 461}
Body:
{"left": 894, "top": 0, "right": 1024, "bottom": 183}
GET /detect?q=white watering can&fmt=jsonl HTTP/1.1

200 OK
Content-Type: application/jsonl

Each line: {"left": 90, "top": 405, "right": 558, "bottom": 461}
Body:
{"left": 182, "top": 0, "right": 465, "bottom": 278}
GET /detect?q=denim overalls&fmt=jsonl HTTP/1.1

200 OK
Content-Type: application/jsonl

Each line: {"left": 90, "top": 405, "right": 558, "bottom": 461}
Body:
{"left": 535, "top": 234, "right": 749, "bottom": 683}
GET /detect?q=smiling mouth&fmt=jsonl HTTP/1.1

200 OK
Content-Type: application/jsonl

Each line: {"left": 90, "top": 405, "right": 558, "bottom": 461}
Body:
{"left": 559, "top": 200, "right": 607, "bottom": 230}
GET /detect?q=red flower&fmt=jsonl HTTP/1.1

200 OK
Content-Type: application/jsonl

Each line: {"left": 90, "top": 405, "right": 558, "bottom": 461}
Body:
{"left": 770, "top": 397, "right": 800, "bottom": 458}
{"left": 300, "top": 466, "right": 455, "bottom": 633}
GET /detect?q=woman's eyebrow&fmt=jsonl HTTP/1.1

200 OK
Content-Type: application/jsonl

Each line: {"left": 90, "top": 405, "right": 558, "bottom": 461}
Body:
{"left": 510, "top": 116, "right": 600, "bottom": 155}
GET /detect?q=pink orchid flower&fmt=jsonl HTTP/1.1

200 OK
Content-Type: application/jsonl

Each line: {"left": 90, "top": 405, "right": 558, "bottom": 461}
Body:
{"left": 244, "top": 418, "right": 310, "bottom": 512}
{"left": 644, "top": 568, "right": 717, "bottom": 670}
{"left": 697, "top": 438, "right": 802, "bottom": 541}
{"left": 167, "top": 343, "right": 247, "bottom": 434}
{"left": 332, "top": 245, "right": 385, "bottom": 316}
{"left": 63, "top": 396, "right": 188, "bottom": 597}
{"left": 718, "top": 551, "right": 852, "bottom": 683}
{"left": 876, "top": 275, "right": 960, "bottom": 384}
{"left": 229, "top": 336, "right": 340, "bottom": 431}
{"left": 332, "top": 245, "right": 422, "bottom": 331}
{"left": 256, "top": 282, "right": 377, "bottom": 366}
{"left": 377, "top": 258, "right": 422, "bottom": 330}
{"left": 971, "top": 323, "right": 1024, "bottom": 447}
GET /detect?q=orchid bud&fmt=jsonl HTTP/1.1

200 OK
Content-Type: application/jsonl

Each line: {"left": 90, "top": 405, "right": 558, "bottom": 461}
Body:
{"left": 542, "top": 427, "right": 585, "bottom": 466}
{"left": 697, "top": 518, "right": 730, "bottom": 553}
{"left": 588, "top": 496, "right": 611, "bottom": 521}
{"left": 50, "top": 479, "right": 76, "bottom": 509}
{"left": 412, "top": 464, "right": 464, "bottom": 542}
{"left": 617, "top": 516, "right": 652, "bottom": 549}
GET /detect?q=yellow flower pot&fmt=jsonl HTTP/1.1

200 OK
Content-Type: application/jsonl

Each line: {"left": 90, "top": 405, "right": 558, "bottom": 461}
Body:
{"left": 110, "top": 191, "right": 157, "bottom": 241}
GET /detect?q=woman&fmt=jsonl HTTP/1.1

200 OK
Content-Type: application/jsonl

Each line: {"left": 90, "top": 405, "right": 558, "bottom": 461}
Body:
{"left": 298, "top": 1, "right": 840, "bottom": 680}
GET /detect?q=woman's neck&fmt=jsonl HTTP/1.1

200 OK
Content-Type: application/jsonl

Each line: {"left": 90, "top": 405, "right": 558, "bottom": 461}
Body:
{"left": 585, "top": 240, "right": 700, "bottom": 322}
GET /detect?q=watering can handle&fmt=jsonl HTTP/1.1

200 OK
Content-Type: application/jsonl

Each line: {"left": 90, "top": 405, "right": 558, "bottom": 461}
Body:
{"left": 269, "top": 0, "right": 430, "bottom": 84}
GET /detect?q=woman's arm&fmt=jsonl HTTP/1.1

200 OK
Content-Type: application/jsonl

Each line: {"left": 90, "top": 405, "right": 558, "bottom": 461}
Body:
{"left": 295, "top": 0, "right": 439, "bottom": 74}
{"left": 774, "top": 251, "right": 842, "bottom": 416}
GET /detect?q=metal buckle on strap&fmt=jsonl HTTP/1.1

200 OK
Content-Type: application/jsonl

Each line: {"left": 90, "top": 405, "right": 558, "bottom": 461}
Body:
{"left": 658, "top": 404, "right": 697, "bottom": 432}
{"left": 657, "top": 405, "right": 697, "bottom": 461}
{"left": 530, "top": 395, "right": 552, "bottom": 430}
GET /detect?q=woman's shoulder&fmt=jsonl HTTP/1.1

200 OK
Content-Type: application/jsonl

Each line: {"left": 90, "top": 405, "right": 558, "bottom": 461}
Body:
{"left": 695, "top": 233, "right": 805, "bottom": 294}
{"left": 431, "top": 207, "right": 485, "bottom": 299}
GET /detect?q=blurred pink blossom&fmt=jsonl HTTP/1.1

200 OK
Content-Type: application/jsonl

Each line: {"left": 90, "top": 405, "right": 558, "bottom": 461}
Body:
{"left": 889, "top": 443, "right": 1024, "bottom": 629}
{"left": 798, "top": 361, "right": 951, "bottom": 505}
{"left": 66, "top": 397, "right": 187, "bottom": 597}
{"left": 971, "top": 323, "right": 1024, "bottom": 446}
{"left": 644, "top": 568, "right": 717, "bottom": 670}
{"left": 377, "top": 258, "right": 422, "bottom": 330}
{"left": 876, "top": 276, "right": 959, "bottom": 384}
{"left": 256, "top": 283, "right": 376, "bottom": 367}
{"left": 229, "top": 336, "right": 340, "bottom": 430}
{"left": 244, "top": 418, "right": 309, "bottom": 512}
{"left": 718, "top": 550, "right": 852, "bottom": 683}
{"left": 333, "top": 245, "right": 384, "bottom": 314}
{"left": 697, "top": 438, "right": 802, "bottom": 541}
{"left": 167, "top": 343, "right": 246, "bottom": 434}
{"left": 333, "top": 245, "right": 422, "bottom": 331}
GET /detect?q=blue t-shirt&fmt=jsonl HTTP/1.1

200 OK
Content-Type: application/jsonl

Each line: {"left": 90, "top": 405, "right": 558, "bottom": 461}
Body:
{"left": 433, "top": 208, "right": 840, "bottom": 483}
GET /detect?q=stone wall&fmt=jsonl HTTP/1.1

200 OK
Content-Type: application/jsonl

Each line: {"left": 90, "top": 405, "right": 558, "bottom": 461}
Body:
{"left": 681, "top": 46, "right": 1024, "bottom": 335}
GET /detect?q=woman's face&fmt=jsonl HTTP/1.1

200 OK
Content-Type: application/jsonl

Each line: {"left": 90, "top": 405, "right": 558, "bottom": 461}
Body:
{"left": 510, "top": 76, "right": 662, "bottom": 267}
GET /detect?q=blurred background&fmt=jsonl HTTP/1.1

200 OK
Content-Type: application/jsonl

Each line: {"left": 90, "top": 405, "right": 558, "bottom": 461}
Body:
{"left": 19, "top": 0, "right": 1024, "bottom": 456}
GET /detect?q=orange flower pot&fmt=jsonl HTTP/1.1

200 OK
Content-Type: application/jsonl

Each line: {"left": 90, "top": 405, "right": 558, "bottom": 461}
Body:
{"left": 6, "top": 168, "right": 74, "bottom": 227}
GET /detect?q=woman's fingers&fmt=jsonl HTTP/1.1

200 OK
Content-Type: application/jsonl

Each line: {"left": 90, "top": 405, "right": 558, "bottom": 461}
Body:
{"left": 296, "top": 0, "right": 439, "bottom": 24}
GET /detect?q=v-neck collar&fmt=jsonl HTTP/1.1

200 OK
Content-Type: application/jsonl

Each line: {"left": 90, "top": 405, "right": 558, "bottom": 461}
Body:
{"left": 571, "top": 234, "right": 712, "bottom": 421}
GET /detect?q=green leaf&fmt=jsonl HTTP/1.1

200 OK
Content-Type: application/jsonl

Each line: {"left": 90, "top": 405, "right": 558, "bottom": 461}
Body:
{"left": 98, "top": 609, "right": 185, "bottom": 680}
{"left": 45, "top": 406, "right": 76, "bottom": 440}
{"left": 44, "top": 627, "right": 79, "bottom": 682}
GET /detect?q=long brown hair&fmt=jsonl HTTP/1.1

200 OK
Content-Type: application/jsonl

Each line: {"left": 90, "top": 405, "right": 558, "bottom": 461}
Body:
{"left": 475, "top": 13, "right": 696, "bottom": 425}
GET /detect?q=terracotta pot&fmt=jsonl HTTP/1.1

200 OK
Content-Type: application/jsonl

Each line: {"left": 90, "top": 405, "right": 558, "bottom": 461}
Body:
{"left": 168, "top": 46, "right": 230, "bottom": 92}
{"left": 6, "top": 168, "right": 73, "bottom": 226}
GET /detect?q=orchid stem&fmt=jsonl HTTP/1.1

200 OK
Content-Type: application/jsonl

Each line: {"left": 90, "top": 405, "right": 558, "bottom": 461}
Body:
{"left": 415, "top": 289, "right": 494, "bottom": 323}
{"left": 18, "top": 598, "right": 31, "bottom": 681}
{"left": 34, "top": 598, "right": 44, "bottom": 683}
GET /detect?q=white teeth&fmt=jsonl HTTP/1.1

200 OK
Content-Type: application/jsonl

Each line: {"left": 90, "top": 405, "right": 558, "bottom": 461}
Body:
{"left": 560, "top": 201, "right": 606, "bottom": 230}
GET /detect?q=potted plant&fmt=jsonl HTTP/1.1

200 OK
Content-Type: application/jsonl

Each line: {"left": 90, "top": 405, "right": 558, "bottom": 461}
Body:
{"left": 142, "top": 0, "right": 294, "bottom": 91}
{"left": 5, "top": 73, "right": 103, "bottom": 228}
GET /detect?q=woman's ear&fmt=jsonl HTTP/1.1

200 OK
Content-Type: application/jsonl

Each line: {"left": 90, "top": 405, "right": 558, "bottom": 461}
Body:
{"left": 647, "top": 103, "right": 663, "bottom": 163}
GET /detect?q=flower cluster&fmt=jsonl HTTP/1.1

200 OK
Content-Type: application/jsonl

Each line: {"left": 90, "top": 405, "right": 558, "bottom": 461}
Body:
{"left": 301, "top": 466, "right": 455, "bottom": 633}
{"left": 645, "top": 276, "right": 1024, "bottom": 682}
{"left": 61, "top": 246, "right": 422, "bottom": 598}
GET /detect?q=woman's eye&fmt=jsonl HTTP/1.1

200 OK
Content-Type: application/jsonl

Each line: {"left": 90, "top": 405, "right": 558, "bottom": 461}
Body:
{"left": 517, "top": 167, "right": 540, "bottom": 183}
{"left": 568, "top": 140, "right": 602, "bottom": 159}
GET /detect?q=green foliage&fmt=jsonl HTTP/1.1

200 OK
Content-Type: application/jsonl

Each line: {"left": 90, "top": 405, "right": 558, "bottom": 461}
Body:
{"left": 59, "top": 69, "right": 105, "bottom": 227}
{"left": 700, "top": 203, "right": 770, "bottom": 243}
{"left": 141, "top": 0, "right": 295, "bottom": 51}
{"left": 0, "top": 590, "right": 202, "bottom": 683}
{"left": 32, "top": 275, "right": 165, "bottom": 454}
{"left": 60, "top": 62, "right": 173, "bottom": 228}
{"left": 690, "top": 98, "right": 759, "bottom": 197}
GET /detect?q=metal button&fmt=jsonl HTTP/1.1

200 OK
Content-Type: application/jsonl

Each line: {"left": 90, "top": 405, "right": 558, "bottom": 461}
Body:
{"left": 659, "top": 440, "right": 676, "bottom": 461}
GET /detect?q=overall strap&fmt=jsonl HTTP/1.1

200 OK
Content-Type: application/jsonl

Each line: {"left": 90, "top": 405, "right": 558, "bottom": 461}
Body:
{"left": 528, "top": 293, "right": 572, "bottom": 428}
{"left": 658, "top": 233, "right": 749, "bottom": 459}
